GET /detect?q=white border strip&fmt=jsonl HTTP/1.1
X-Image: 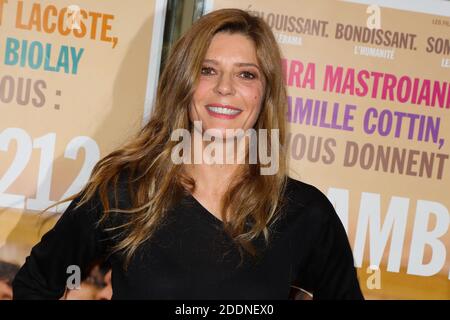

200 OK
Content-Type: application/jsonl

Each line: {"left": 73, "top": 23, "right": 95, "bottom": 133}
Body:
{"left": 143, "top": 0, "right": 168, "bottom": 126}
{"left": 343, "top": 0, "right": 450, "bottom": 17}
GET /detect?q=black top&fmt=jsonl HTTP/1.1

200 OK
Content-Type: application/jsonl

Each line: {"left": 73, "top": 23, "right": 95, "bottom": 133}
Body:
{"left": 12, "top": 176, "right": 363, "bottom": 300}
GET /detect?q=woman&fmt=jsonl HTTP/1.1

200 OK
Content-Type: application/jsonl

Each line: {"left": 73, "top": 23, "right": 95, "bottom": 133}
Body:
{"left": 13, "top": 8, "right": 363, "bottom": 300}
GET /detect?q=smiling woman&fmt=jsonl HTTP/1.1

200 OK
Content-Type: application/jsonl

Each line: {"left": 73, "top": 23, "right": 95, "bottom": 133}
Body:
{"left": 13, "top": 8, "right": 363, "bottom": 300}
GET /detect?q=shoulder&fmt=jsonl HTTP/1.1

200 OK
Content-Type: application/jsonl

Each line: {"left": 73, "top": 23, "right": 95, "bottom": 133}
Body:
{"left": 282, "top": 176, "right": 338, "bottom": 227}
{"left": 67, "top": 169, "right": 133, "bottom": 226}
{"left": 105, "top": 168, "right": 134, "bottom": 207}
{"left": 284, "top": 176, "right": 333, "bottom": 210}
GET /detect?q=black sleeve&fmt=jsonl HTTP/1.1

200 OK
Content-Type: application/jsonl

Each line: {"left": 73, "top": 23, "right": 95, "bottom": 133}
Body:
{"left": 308, "top": 194, "right": 364, "bottom": 300}
{"left": 12, "top": 192, "right": 108, "bottom": 299}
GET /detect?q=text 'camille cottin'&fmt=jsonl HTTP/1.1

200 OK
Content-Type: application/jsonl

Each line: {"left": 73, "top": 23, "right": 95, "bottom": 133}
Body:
{"left": 170, "top": 121, "right": 280, "bottom": 175}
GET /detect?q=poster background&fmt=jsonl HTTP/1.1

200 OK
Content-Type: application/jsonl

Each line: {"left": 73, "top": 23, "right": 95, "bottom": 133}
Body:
{"left": 205, "top": 0, "right": 450, "bottom": 299}
{"left": 0, "top": 0, "right": 166, "bottom": 266}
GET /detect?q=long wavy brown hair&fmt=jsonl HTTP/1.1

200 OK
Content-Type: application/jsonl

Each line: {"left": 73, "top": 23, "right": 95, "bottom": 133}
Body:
{"left": 54, "top": 8, "right": 288, "bottom": 268}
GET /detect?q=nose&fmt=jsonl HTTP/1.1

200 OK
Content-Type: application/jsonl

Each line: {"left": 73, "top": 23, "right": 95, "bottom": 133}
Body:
{"left": 214, "top": 73, "right": 235, "bottom": 96}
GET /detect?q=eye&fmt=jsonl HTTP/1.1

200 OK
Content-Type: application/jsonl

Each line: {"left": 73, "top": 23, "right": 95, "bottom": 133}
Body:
{"left": 201, "top": 67, "right": 216, "bottom": 75}
{"left": 239, "top": 71, "right": 257, "bottom": 80}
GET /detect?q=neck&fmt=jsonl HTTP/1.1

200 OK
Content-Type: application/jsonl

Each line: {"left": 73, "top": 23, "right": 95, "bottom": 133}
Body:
{"left": 182, "top": 127, "right": 250, "bottom": 194}
{"left": 184, "top": 162, "right": 242, "bottom": 196}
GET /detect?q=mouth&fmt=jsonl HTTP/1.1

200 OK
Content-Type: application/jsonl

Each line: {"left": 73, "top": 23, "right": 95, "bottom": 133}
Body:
{"left": 205, "top": 104, "right": 243, "bottom": 119}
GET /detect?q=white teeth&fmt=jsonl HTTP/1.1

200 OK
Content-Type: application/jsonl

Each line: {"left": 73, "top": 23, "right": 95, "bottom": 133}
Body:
{"left": 207, "top": 106, "right": 241, "bottom": 115}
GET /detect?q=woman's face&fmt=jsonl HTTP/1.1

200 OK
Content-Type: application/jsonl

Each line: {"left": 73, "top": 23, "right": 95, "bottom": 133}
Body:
{"left": 190, "top": 32, "right": 265, "bottom": 136}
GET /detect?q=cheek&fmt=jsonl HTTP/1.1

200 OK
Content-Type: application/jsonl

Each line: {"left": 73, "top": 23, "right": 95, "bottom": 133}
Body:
{"left": 246, "top": 86, "right": 263, "bottom": 111}
{"left": 193, "top": 80, "right": 211, "bottom": 103}
{"left": 251, "top": 87, "right": 264, "bottom": 119}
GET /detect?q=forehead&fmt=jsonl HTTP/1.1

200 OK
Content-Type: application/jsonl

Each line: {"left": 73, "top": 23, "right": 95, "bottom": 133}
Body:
{"left": 204, "top": 32, "right": 258, "bottom": 63}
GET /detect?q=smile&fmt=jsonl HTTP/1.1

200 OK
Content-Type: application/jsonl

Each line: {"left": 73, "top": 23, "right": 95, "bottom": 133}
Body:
{"left": 205, "top": 104, "right": 242, "bottom": 119}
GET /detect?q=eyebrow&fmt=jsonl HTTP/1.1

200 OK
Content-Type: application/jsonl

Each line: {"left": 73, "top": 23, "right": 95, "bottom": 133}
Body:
{"left": 203, "top": 59, "right": 261, "bottom": 71}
